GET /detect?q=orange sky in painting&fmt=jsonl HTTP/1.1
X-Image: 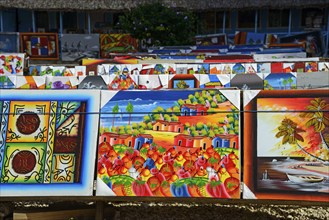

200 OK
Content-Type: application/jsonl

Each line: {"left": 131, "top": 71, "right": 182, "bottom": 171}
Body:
{"left": 257, "top": 97, "right": 329, "bottom": 111}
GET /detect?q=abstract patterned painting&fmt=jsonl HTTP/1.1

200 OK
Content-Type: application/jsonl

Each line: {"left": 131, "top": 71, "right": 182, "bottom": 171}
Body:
{"left": 243, "top": 90, "right": 329, "bottom": 202}
{"left": 100, "top": 34, "right": 138, "bottom": 58}
{"left": 0, "top": 53, "right": 25, "bottom": 75}
{"left": 20, "top": 33, "right": 59, "bottom": 60}
{"left": 0, "top": 90, "right": 100, "bottom": 196}
{"left": 97, "top": 90, "right": 241, "bottom": 198}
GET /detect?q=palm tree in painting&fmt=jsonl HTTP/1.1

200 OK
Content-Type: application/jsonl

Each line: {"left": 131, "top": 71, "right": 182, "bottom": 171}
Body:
{"left": 112, "top": 103, "right": 119, "bottom": 128}
{"left": 126, "top": 102, "right": 134, "bottom": 125}
{"left": 287, "top": 77, "right": 294, "bottom": 89}
{"left": 300, "top": 98, "right": 329, "bottom": 151}
{"left": 275, "top": 118, "right": 328, "bottom": 162}
{"left": 282, "top": 78, "right": 288, "bottom": 89}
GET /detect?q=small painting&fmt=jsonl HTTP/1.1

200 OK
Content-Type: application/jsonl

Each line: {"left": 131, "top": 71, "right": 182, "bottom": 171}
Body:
{"left": 169, "top": 74, "right": 199, "bottom": 89}
{"left": 0, "top": 32, "right": 19, "bottom": 53}
{"left": 0, "top": 75, "right": 16, "bottom": 89}
{"left": 100, "top": 34, "right": 138, "bottom": 58}
{"left": 0, "top": 53, "right": 25, "bottom": 75}
{"left": 264, "top": 73, "right": 297, "bottom": 90}
{"left": 20, "top": 33, "right": 59, "bottom": 60}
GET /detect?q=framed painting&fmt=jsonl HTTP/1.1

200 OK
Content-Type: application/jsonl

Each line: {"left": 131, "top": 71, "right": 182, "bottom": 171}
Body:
{"left": 100, "top": 34, "right": 138, "bottom": 58}
{"left": 0, "top": 90, "right": 100, "bottom": 196}
{"left": 0, "top": 32, "right": 19, "bottom": 53}
{"left": 61, "top": 34, "right": 100, "bottom": 62}
{"left": 168, "top": 74, "right": 199, "bottom": 89}
{"left": 96, "top": 90, "right": 241, "bottom": 198}
{"left": 243, "top": 90, "right": 329, "bottom": 202}
{"left": 20, "top": 33, "right": 59, "bottom": 60}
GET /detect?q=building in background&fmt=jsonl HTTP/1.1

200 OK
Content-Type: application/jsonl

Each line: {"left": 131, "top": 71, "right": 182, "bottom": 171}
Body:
{"left": 0, "top": 0, "right": 328, "bottom": 51}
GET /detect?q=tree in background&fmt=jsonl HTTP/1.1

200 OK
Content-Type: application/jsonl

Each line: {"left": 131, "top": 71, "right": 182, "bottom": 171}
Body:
{"left": 117, "top": 2, "right": 197, "bottom": 47}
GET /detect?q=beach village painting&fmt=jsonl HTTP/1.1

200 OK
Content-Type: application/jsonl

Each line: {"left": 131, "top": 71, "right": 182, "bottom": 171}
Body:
{"left": 97, "top": 90, "right": 240, "bottom": 198}
{"left": 244, "top": 90, "right": 329, "bottom": 201}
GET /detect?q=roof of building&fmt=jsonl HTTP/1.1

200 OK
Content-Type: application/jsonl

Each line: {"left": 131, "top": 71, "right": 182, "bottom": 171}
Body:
{"left": 1, "top": 0, "right": 328, "bottom": 10}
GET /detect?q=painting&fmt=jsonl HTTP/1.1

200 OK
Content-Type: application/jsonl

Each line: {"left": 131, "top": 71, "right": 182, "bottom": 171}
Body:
{"left": 195, "top": 34, "right": 227, "bottom": 46}
{"left": 138, "top": 75, "right": 168, "bottom": 90}
{"left": 96, "top": 90, "right": 241, "bottom": 198}
{"left": 318, "top": 62, "right": 329, "bottom": 72}
{"left": 234, "top": 32, "right": 265, "bottom": 45}
{"left": 0, "top": 53, "right": 25, "bottom": 75}
{"left": 46, "top": 76, "right": 79, "bottom": 89}
{"left": 0, "top": 75, "right": 16, "bottom": 89}
{"left": 245, "top": 33, "right": 266, "bottom": 45}
{"left": 0, "top": 32, "right": 19, "bottom": 53}
{"left": 29, "top": 66, "right": 42, "bottom": 76}
{"left": 198, "top": 74, "right": 231, "bottom": 88}
{"left": 108, "top": 74, "right": 138, "bottom": 90}
{"left": 78, "top": 76, "right": 109, "bottom": 90}
{"left": 305, "top": 62, "right": 318, "bottom": 72}
{"left": 61, "top": 34, "right": 100, "bottom": 62}
{"left": 279, "top": 31, "right": 324, "bottom": 57}
{"left": 168, "top": 74, "right": 199, "bottom": 89}
{"left": 230, "top": 74, "right": 264, "bottom": 90}
{"left": 257, "top": 63, "right": 271, "bottom": 74}
{"left": 297, "top": 72, "right": 329, "bottom": 89}
{"left": 15, "top": 76, "right": 46, "bottom": 89}
{"left": 243, "top": 90, "right": 329, "bottom": 202}
{"left": 100, "top": 34, "right": 138, "bottom": 58}
{"left": 264, "top": 73, "right": 297, "bottom": 90}
{"left": 0, "top": 90, "right": 100, "bottom": 196}
{"left": 20, "top": 33, "right": 59, "bottom": 60}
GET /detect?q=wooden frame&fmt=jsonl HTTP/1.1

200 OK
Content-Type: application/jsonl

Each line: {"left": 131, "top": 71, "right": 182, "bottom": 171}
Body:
{"left": 20, "top": 32, "right": 59, "bottom": 60}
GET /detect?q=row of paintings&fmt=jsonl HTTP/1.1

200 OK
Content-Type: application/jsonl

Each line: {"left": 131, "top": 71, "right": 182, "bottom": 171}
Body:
{"left": 24, "top": 61, "right": 329, "bottom": 77}
{"left": 1, "top": 72, "right": 328, "bottom": 90}
{"left": 0, "top": 33, "right": 138, "bottom": 61}
{"left": 0, "top": 89, "right": 328, "bottom": 202}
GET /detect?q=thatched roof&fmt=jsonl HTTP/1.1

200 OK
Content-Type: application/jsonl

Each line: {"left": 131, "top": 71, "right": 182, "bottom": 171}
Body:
{"left": 0, "top": 0, "right": 328, "bottom": 11}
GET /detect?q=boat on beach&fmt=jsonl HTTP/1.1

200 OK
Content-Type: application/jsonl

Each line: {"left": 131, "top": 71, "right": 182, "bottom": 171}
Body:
{"left": 286, "top": 173, "right": 325, "bottom": 183}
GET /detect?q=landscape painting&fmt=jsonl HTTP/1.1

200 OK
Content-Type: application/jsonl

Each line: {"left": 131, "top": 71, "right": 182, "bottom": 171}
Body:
{"left": 96, "top": 90, "right": 241, "bottom": 198}
{"left": 61, "top": 34, "right": 100, "bottom": 62}
{"left": 243, "top": 90, "right": 329, "bottom": 202}
{"left": 0, "top": 90, "right": 100, "bottom": 196}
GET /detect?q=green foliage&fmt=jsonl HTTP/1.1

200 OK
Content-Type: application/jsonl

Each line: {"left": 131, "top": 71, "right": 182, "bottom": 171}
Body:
{"left": 117, "top": 2, "right": 197, "bottom": 47}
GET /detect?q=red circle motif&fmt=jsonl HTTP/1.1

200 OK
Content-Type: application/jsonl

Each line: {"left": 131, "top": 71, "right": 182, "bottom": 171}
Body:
{"left": 12, "top": 150, "right": 36, "bottom": 174}
{"left": 16, "top": 112, "right": 41, "bottom": 134}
